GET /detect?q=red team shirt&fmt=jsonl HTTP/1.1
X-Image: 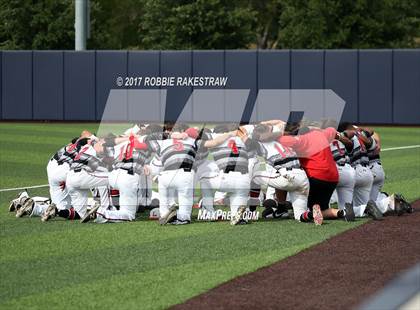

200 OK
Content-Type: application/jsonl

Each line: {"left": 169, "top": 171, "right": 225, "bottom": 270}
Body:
{"left": 279, "top": 127, "right": 339, "bottom": 183}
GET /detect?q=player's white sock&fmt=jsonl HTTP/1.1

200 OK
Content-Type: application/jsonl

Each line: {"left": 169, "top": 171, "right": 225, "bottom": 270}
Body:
{"left": 375, "top": 196, "right": 392, "bottom": 213}
{"left": 353, "top": 205, "right": 367, "bottom": 217}
{"left": 30, "top": 203, "right": 48, "bottom": 217}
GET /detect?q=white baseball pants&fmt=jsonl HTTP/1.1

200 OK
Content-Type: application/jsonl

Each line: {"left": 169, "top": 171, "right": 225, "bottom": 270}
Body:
{"left": 200, "top": 171, "right": 250, "bottom": 216}
{"left": 369, "top": 162, "right": 385, "bottom": 201}
{"left": 46, "top": 159, "right": 71, "bottom": 210}
{"left": 97, "top": 168, "right": 140, "bottom": 222}
{"left": 194, "top": 160, "right": 219, "bottom": 212}
{"left": 66, "top": 169, "right": 110, "bottom": 218}
{"left": 353, "top": 164, "right": 374, "bottom": 207}
{"left": 353, "top": 192, "right": 394, "bottom": 217}
{"left": 158, "top": 169, "right": 195, "bottom": 221}
{"left": 336, "top": 164, "right": 356, "bottom": 210}
{"left": 252, "top": 166, "right": 309, "bottom": 221}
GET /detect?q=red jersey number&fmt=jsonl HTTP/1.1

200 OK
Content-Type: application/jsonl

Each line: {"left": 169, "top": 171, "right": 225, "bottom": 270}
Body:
{"left": 173, "top": 139, "right": 184, "bottom": 151}
{"left": 228, "top": 139, "right": 239, "bottom": 154}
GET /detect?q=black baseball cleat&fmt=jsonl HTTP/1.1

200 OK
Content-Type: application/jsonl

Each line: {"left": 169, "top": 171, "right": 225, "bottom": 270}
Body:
{"left": 281, "top": 201, "right": 293, "bottom": 210}
{"left": 344, "top": 203, "right": 355, "bottom": 222}
{"left": 392, "top": 194, "right": 405, "bottom": 216}
{"left": 273, "top": 210, "right": 289, "bottom": 219}
{"left": 262, "top": 207, "right": 275, "bottom": 218}
{"left": 394, "top": 193, "right": 413, "bottom": 214}
{"left": 365, "top": 200, "right": 383, "bottom": 220}
{"left": 262, "top": 199, "right": 277, "bottom": 218}
{"left": 169, "top": 219, "right": 191, "bottom": 225}
{"left": 273, "top": 202, "right": 289, "bottom": 219}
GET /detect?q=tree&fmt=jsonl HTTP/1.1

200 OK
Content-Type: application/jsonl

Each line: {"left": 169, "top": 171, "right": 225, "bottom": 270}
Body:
{"left": 0, "top": 0, "right": 419, "bottom": 50}
{"left": 278, "top": 0, "right": 420, "bottom": 49}
{"left": 139, "top": 0, "right": 256, "bottom": 49}
{"left": 250, "top": 0, "right": 283, "bottom": 49}
{"left": 0, "top": 0, "right": 74, "bottom": 49}
{"left": 87, "top": 0, "right": 144, "bottom": 49}
{"left": 0, "top": 0, "right": 120, "bottom": 50}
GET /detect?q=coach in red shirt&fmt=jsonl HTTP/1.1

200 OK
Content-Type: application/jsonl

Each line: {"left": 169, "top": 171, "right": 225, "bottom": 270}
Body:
{"left": 279, "top": 126, "right": 343, "bottom": 219}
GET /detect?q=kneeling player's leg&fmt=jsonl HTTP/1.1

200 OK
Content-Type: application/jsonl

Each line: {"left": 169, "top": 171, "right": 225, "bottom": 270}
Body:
{"left": 158, "top": 171, "right": 172, "bottom": 218}
{"left": 47, "top": 160, "right": 72, "bottom": 210}
{"left": 353, "top": 166, "right": 374, "bottom": 206}
{"left": 138, "top": 173, "right": 152, "bottom": 208}
{"left": 370, "top": 163, "right": 385, "bottom": 201}
{"left": 336, "top": 165, "right": 355, "bottom": 210}
{"left": 289, "top": 191, "right": 308, "bottom": 221}
{"left": 286, "top": 170, "right": 310, "bottom": 221}
{"left": 228, "top": 173, "right": 249, "bottom": 216}
{"left": 176, "top": 170, "right": 194, "bottom": 222}
{"left": 200, "top": 171, "right": 224, "bottom": 216}
{"left": 67, "top": 188, "right": 88, "bottom": 219}
{"left": 97, "top": 172, "right": 138, "bottom": 222}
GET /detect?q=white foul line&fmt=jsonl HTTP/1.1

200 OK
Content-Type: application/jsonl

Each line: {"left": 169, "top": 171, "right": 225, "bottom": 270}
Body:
{"left": 0, "top": 184, "right": 49, "bottom": 193}
{"left": 0, "top": 145, "right": 419, "bottom": 193}
{"left": 382, "top": 145, "right": 420, "bottom": 152}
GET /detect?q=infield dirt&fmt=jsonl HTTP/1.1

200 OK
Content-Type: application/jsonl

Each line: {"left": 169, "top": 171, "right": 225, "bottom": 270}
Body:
{"left": 173, "top": 200, "right": 420, "bottom": 310}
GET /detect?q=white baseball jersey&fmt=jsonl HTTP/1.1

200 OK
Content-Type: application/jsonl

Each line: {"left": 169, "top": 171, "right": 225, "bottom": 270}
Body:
{"left": 349, "top": 135, "right": 369, "bottom": 167}
{"left": 330, "top": 139, "right": 350, "bottom": 166}
{"left": 156, "top": 137, "right": 202, "bottom": 171}
{"left": 210, "top": 135, "right": 249, "bottom": 173}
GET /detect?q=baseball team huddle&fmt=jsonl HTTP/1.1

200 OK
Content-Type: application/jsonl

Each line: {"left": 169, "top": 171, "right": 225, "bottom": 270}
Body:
{"left": 9, "top": 119, "right": 413, "bottom": 226}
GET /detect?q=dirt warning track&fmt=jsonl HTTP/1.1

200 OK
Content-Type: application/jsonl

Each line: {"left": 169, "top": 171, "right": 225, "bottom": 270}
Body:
{"left": 173, "top": 201, "right": 420, "bottom": 310}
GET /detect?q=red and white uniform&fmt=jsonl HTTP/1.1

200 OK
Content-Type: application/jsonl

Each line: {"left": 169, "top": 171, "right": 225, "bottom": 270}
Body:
{"left": 368, "top": 140, "right": 385, "bottom": 201}
{"left": 156, "top": 137, "right": 201, "bottom": 222}
{"left": 349, "top": 134, "right": 374, "bottom": 207}
{"left": 66, "top": 144, "right": 110, "bottom": 218}
{"left": 330, "top": 139, "right": 355, "bottom": 210}
{"left": 201, "top": 135, "right": 250, "bottom": 217}
{"left": 46, "top": 142, "right": 79, "bottom": 210}
{"left": 99, "top": 136, "right": 155, "bottom": 222}
{"left": 249, "top": 139, "right": 309, "bottom": 220}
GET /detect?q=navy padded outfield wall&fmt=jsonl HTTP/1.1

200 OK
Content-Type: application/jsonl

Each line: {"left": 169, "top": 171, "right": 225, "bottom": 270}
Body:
{"left": 192, "top": 50, "right": 225, "bottom": 122}
{"left": 359, "top": 50, "right": 393, "bottom": 124}
{"left": 325, "top": 50, "right": 358, "bottom": 123}
{"left": 2, "top": 51, "right": 32, "bottom": 120}
{"left": 33, "top": 51, "right": 64, "bottom": 120}
{"left": 0, "top": 49, "right": 419, "bottom": 124}
{"left": 64, "top": 51, "right": 96, "bottom": 121}
{"left": 393, "top": 50, "right": 420, "bottom": 124}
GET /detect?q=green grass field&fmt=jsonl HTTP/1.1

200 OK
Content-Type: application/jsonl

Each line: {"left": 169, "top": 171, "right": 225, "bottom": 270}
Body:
{"left": 0, "top": 123, "right": 419, "bottom": 309}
